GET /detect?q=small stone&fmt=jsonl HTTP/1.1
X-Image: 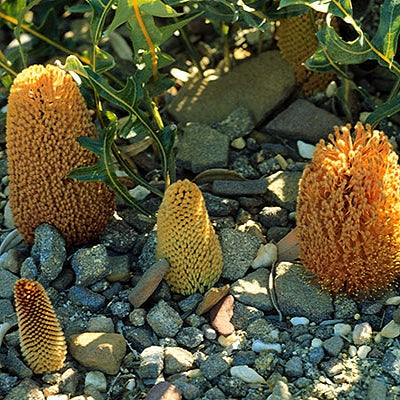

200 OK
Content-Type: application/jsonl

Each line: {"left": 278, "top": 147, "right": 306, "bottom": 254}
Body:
{"left": 230, "top": 365, "right": 266, "bottom": 384}
{"left": 252, "top": 340, "right": 282, "bottom": 353}
{"left": 71, "top": 244, "right": 109, "bottom": 286}
{"left": 176, "top": 327, "right": 204, "bottom": 348}
{"left": 297, "top": 140, "right": 316, "bottom": 159}
{"left": 85, "top": 371, "right": 107, "bottom": 392}
{"left": 210, "top": 295, "right": 235, "bottom": 336}
{"left": 348, "top": 345, "right": 357, "bottom": 357}
{"left": 203, "top": 192, "right": 239, "bottom": 217}
{"left": 258, "top": 206, "right": 288, "bottom": 228}
{"left": 203, "top": 387, "right": 226, "bottom": 399}
{"left": 367, "top": 378, "right": 388, "bottom": 400}
{"left": 0, "top": 374, "right": 18, "bottom": 395}
{"left": 202, "top": 324, "right": 217, "bottom": 340}
{"left": 20, "top": 257, "right": 38, "bottom": 280}
{"left": 129, "top": 308, "right": 146, "bottom": 327}
{"left": 393, "top": 308, "right": 400, "bottom": 324}
{"left": 380, "top": 320, "right": 400, "bottom": 338}
{"left": 100, "top": 218, "right": 138, "bottom": 253}
{"left": 382, "top": 350, "right": 400, "bottom": 383}
{"left": 353, "top": 322, "right": 373, "bottom": 344}
{"left": 68, "top": 332, "right": 126, "bottom": 375}
{"left": 386, "top": 296, "right": 400, "bottom": 305}
{"left": 357, "top": 345, "right": 371, "bottom": 359}
{"left": 251, "top": 243, "right": 278, "bottom": 269}
{"left": 68, "top": 286, "right": 105, "bottom": 312}
{"left": 147, "top": 300, "right": 183, "bottom": 338}
{"left": 0, "top": 268, "right": 18, "bottom": 299}
{"left": 231, "top": 137, "right": 246, "bottom": 149}
{"left": 178, "top": 293, "right": 203, "bottom": 313}
{"left": 164, "top": 347, "right": 195, "bottom": 375}
{"left": 146, "top": 382, "right": 182, "bottom": 400}
{"left": 129, "top": 185, "right": 151, "bottom": 201}
{"left": 284, "top": 356, "right": 303, "bottom": 378}
{"left": 87, "top": 316, "right": 114, "bottom": 333}
{"left": 129, "top": 259, "right": 170, "bottom": 308}
{"left": 60, "top": 368, "right": 79, "bottom": 395}
{"left": 200, "top": 353, "right": 230, "bottom": 380}
{"left": 214, "top": 107, "right": 255, "bottom": 140}
{"left": 218, "top": 332, "right": 241, "bottom": 349}
{"left": 3, "top": 201, "right": 14, "bottom": 229}
{"left": 196, "top": 284, "right": 230, "bottom": 314}
{"left": 138, "top": 346, "right": 164, "bottom": 379}
{"left": 333, "top": 323, "right": 352, "bottom": 337}
{"left": 212, "top": 179, "right": 268, "bottom": 196}
{"left": 268, "top": 379, "right": 292, "bottom": 400}
{"left": 309, "top": 347, "right": 324, "bottom": 364}
{"left": 323, "top": 336, "right": 344, "bottom": 357}
{"left": 107, "top": 255, "right": 130, "bottom": 282}
{"left": 3, "top": 378, "right": 44, "bottom": 400}
{"left": 311, "top": 338, "right": 323, "bottom": 348}
{"left": 124, "top": 327, "right": 154, "bottom": 352}
{"left": 290, "top": 317, "right": 309, "bottom": 326}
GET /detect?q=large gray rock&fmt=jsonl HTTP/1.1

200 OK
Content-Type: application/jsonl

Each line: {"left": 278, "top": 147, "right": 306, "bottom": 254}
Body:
{"left": 264, "top": 99, "right": 344, "bottom": 143}
{"left": 146, "top": 300, "right": 183, "bottom": 338}
{"left": 0, "top": 268, "right": 18, "bottom": 299}
{"left": 176, "top": 123, "right": 229, "bottom": 173}
{"left": 275, "top": 262, "right": 333, "bottom": 323}
{"left": 168, "top": 50, "right": 295, "bottom": 125}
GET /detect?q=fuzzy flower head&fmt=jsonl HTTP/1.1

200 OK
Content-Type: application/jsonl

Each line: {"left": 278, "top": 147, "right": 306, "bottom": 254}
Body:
{"left": 156, "top": 179, "right": 223, "bottom": 295}
{"left": 297, "top": 122, "right": 400, "bottom": 295}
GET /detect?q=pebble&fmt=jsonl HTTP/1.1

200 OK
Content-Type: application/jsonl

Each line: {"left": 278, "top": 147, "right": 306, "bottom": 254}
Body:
{"left": 146, "top": 382, "right": 182, "bottom": 400}
{"left": 290, "top": 317, "right": 310, "bottom": 326}
{"left": 87, "top": 316, "right": 115, "bottom": 333}
{"left": 311, "top": 338, "right": 323, "bottom": 348}
{"left": 200, "top": 353, "right": 230, "bottom": 380}
{"left": 68, "top": 286, "right": 106, "bottom": 312}
{"left": 258, "top": 206, "right": 288, "bottom": 228}
{"left": 297, "top": 140, "right": 316, "bottom": 159}
{"left": 214, "top": 107, "right": 255, "bottom": 140}
{"left": 196, "top": 284, "right": 230, "bottom": 315}
{"left": 100, "top": 218, "right": 138, "bottom": 253}
{"left": 84, "top": 371, "right": 107, "bottom": 392}
{"left": 251, "top": 243, "right": 277, "bottom": 269}
{"left": 230, "top": 365, "right": 267, "bottom": 384}
{"left": 139, "top": 346, "right": 164, "bottom": 379}
{"left": 252, "top": 340, "right": 282, "bottom": 353}
{"left": 353, "top": 322, "right": 373, "bottom": 344}
{"left": 210, "top": 295, "right": 235, "bottom": 336}
{"left": 202, "top": 324, "right": 217, "bottom": 340}
{"left": 176, "top": 327, "right": 204, "bottom": 348}
{"left": 0, "top": 267, "right": 18, "bottom": 299}
{"left": 357, "top": 345, "right": 372, "bottom": 359}
{"left": 3, "top": 378, "right": 44, "bottom": 400}
{"left": 109, "top": 301, "right": 131, "bottom": 318}
{"left": 71, "top": 244, "right": 109, "bottom": 286}
{"left": 386, "top": 296, "right": 400, "bottom": 305}
{"left": 129, "top": 308, "right": 146, "bottom": 326}
{"left": 128, "top": 185, "right": 151, "bottom": 201}
{"left": 20, "top": 257, "right": 38, "bottom": 280}
{"left": 212, "top": 179, "right": 268, "bottom": 197}
{"left": 309, "top": 347, "right": 325, "bottom": 364}
{"left": 146, "top": 300, "right": 183, "bottom": 338}
{"left": 267, "top": 379, "right": 292, "bottom": 400}
{"left": 323, "top": 336, "right": 344, "bottom": 357}
{"left": 107, "top": 254, "right": 130, "bottom": 282}
{"left": 231, "top": 137, "right": 246, "bottom": 149}
{"left": 0, "top": 374, "right": 17, "bottom": 395}
{"left": 203, "top": 192, "right": 239, "bottom": 217}
{"left": 164, "top": 347, "right": 195, "bottom": 375}
{"left": 3, "top": 201, "right": 14, "bottom": 229}
{"left": 367, "top": 378, "right": 388, "bottom": 400}
{"left": 380, "top": 320, "right": 400, "bottom": 338}
{"left": 68, "top": 332, "right": 126, "bottom": 375}
{"left": 47, "top": 395, "right": 68, "bottom": 400}
{"left": 178, "top": 293, "right": 203, "bottom": 313}
{"left": 333, "top": 323, "right": 352, "bottom": 337}
{"left": 284, "top": 356, "right": 303, "bottom": 378}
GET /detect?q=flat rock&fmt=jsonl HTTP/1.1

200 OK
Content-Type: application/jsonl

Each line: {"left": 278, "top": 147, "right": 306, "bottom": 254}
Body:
{"left": 146, "top": 299, "right": 183, "bottom": 337}
{"left": 164, "top": 347, "right": 195, "bottom": 375}
{"left": 212, "top": 179, "right": 268, "bottom": 196}
{"left": 176, "top": 123, "right": 229, "bottom": 173}
{"left": 264, "top": 171, "right": 303, "bottom": 212}
{"left": 168, "top": 50, "right": 295, "bottom": 125}
{"left": 196, "top": 284, "right": 230, "bottom": 315}
{"left": 146, "top": 382, "right": 182, "bottom": 400}
{"left": 129, "top": 259, "right": 170, "bottom": 308}
{"left": 230, "top": 268, "right": 273, "bottom": 312}
{"left": 275, "top": 262, "right": 333, "bottom": 323}
{"left": 264, "top": 99, "right": 344, "bottom": 143}
{"left": 139, "top": 346, "right": 164, "bottom": 379}
{"left": 210, "top": 295, "right": 235, "bottom": 336}
{"left": 68, "top": 332, "right": 126, "bottom": 375}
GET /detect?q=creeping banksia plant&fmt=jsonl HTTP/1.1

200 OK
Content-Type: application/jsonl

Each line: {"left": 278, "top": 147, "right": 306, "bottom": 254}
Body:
{"left": 14, "top": 278, "right": 67, "bottom": 373}
{"left": 6, "top": 64, "right": 115, "bottom": 246}
{"left": 297, "top": 122, "right": 400, "bottom": 295}
{"left": 156, "top": 179, "right": 223, "bottom": 295}
{"left": 276, "top": 10, "right": 336, "bottom": 95}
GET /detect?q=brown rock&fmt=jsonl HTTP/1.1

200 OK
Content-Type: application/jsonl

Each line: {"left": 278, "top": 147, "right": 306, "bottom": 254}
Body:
{"left": 68, "top": 332, "right": 126, "bottom": 375}
{"left": 129, "top": 259, "right": 170, "bottom": 308}
{"left": 196, "top": 284, "right": 230, "bottom": 315}
{"left": 146, "top": 382, "right": 182, "bottom": 400}
{"left": 168, "top": 50, "right": 295, "bottom": 125}
{"left": 210, "top": 295, "right": 235, "bottom": 336}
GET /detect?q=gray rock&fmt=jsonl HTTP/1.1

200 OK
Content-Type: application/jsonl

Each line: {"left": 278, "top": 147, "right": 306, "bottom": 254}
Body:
{"left": 267, "top": 226, "right": 290, "bottom": 242}
{"left": 202, "top": 387, "right": 226, "bottom": 399}
{"left": 109, "top": 301, "right": 131, "bottom": 318}
{"left": 258, "top": 206, "right": 288, "bottom": 228}
{"left": 367, "top": 378, "right": 387, "bottom": 400}
{"left": 87, "top": 316, "right": 115, "bottom": 333}
{"left": 334, "top": 295, "right": 358, "bottom": 319}
{"left": 275, "top": 262, "right": 333, "bottom": 323}
{"left": 176, "top": 123, "right": 229, "bottom": 173}
{"left": 264, "top": 171, "right": 303, "bottom": 212}
{"left": 231, "top": 269, "right": 273, "bottom": 312}
{"left": 68, "top": 286, "right": 106, "bottom": 312}
{"left": 212, "top": 179, "right": 268, "bottom": 196}
{"left": 0, "top": 268, "right": 18, "bottom": 299}
{"left": 220, "top": 228, "right": 261, "bottom": 280}
{"left": 164, "top": 347, "right": 194, "bottom": 375}
{"left": 268, "top": 380, "right": 292, "bottom": 400}
{"left": 137, "top": 232, "right": 157, "bottom": 273}
{"left": 218, "top": 375, "right": 248, "bottom": 397}
{"left": 361, "top": 301, "right": 383, "bottom": 315}
{"left": 309, "top": 347, "right": 325, "bottom": 364}
{"left": 139, "top": 346, "right": 164, "bottom": 379}
{"left": 146, "top": 300, "right": 183, "bottom": 338}
{"left": 0, "top": 299, "right": 16, "bottom": 325}
{"left": 59, "top": 368, "right": 80, "bottom": 396}
{"left": 231, "top": 157, "right": 260, "bottom": 179}
{"left": 100, "top": 219, "right": 138, "bottom": 253}
{"left": 213, "top": 107, "right": 255, "bottom": 140}
{"left": 71, "top": 244, "right": 109, "bottom": 287}
{"left": 231, "top": 302, "right": 264, "bottom": 330}
{"left": 203, "top": 192, "right": 239, "bottom": 217}
{"left": 172, "top": 378, "right": 204, "bottom": 400}
{"left": 124, "top": 327, "right": 154, "bottom": 352}
{"left": 3, "top": 378, "right": 44, "bottom": 400}
{"left": 19, "top": 257, "right": 38, "bottom": 280}
{"left": 0, "top": 248, "right": 22, "bottom": 274}
{"left": 323, "top": 336, "right": 344, "bottom": 357}
{"left": 285, "top": 356, "right": 303, "bottom": 378}
{"left": 200, "top": 353, "right": 230, "bottom": 380}
{"left": 178, "top": 293, "right": 203, "bottom": 313}
{"left": 382, "top": 350, "right": 400, "bottom": 383}
{"left": 168, "top": 50, "right": 295, "bottom": 125}
{"left": 31, "top": 223, "right": 66, "bottom": 285}
{"left": 232, "top": 351, "right": 256, "bottom": 366}
{"left": 0, "top": 374, "right": 18, "bottom": 396}
{"left": 321, "top": 358, "right": 344, "bottom": 378}
{"left": 2, "top": 348, "right": 32, "bottom": 378}
{"left": 176, "top": 327, "right": 204, "bottom": 348}
{"left": 107, "top": 255, "right": 130, "bottom": 283}
{"left": 264, "top": 99, "right": 344, "bottom": 143}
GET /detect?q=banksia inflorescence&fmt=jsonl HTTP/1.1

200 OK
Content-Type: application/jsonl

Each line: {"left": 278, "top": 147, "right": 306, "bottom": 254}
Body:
{"left": 14, "top": 278, "right": 67, "bottom": 373}
{"left": 156, "top": 179, "right": 223, "bottom": 295}
{"left": 297, "top": 122, "right": 400, "bottom": 295}
{"left": 6, "top": 64, "right": 115, "bottom": 246}
{"left": 276, "top": 10, "right": 336, "bottom": 95}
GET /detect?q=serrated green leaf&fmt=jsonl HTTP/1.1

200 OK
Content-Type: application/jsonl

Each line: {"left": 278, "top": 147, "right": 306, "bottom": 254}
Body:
{"left": 140, "top": 0, "right": 181, "bottom": 17}
{"left": 158, "top": 13, "right": 201, "bottom": 44}
{"left": 371, "top": 0, "right": 400, "bottom": 64}
{"left": 0, "top": 0, "right": 26, "bottom": 20}
{"left": 328, "top": 0, "right": 353, "bottom": 20}
{"left": 365, "top": 95, "right": 400, "bottom": 127}
{"left": 67, "top": 4, "right": 92, "bottom": 13}
{"left": 278, "top": 0, "right": 330, "bottom": 13}
{"left": 85, "top": 0, "right": 115, "bottom": 44}
{"left": 92, "top": 45, "right": 115, "bottom": 73}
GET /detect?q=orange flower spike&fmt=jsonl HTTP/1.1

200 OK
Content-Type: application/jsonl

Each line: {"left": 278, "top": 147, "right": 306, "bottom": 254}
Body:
{"left": 6, "top": 64, "right": 115, "bottom": 246}
{"left": 297, "top": 122, "right": 400, "bottom": 295}
{"left": 156, "top": 179, "right": 223, "bottom": 295}
{"left": 14, "top": 279, "right": 67, "bottom": 373}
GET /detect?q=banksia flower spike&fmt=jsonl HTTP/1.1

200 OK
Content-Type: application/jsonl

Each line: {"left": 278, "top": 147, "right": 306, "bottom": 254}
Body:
{"left": 14, "top": 278, "right": 67, "bottom": 373}
{"left": 276, "top": 10, "right": 335, "bottom": 95}
{"left": 156, "top": 179, "right": 223, "bottom": 295}
{"left": 6, "top": 64, "right": 115, "bottom": 246}
{"left": 297, "top": 122, "right": 400, "bottom": 295}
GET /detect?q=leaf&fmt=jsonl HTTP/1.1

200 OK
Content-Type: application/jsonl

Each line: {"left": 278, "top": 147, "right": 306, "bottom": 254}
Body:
{"left": 92, "top": 45, "right": 115, "bottom": 73}
{"left": 0, "top": 0, "right": 26, "bottom": 21}
{"left": 365, "top": 95, "right": 400, "bottom": 127}
{"left": 85, "top": 0, "right": 115, "bottom": 44}
{"left": 69, "top": 112, "right": 153, "bottom": 216}
{"left": 278, "top": 0, "right": 330, "bottom": 13}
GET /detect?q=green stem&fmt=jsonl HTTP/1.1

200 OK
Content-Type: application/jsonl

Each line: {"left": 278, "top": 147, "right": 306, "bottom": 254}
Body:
{"left": 221, "top": 22, "right": 231, "bottom": 70}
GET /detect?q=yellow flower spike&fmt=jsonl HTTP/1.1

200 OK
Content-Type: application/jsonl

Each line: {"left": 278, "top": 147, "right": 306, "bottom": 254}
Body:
{"left": 297, "top": 122, "right": 400, "bottom": 296}
{"left": 6, "top": 64, "right": 115, "bottom": 246}
{"left": 14, "top": 278, "right": 67, "bottom": 374}
{"left": 276, "top": 10, "right": 336, "bottom": 95}
{"left": 156, "top": 179, "right": 223, "bottom": 295}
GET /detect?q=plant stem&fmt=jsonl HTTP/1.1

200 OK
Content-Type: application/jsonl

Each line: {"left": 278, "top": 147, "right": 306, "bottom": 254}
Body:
{"left": 221, "top": 22, "right": 231, "bottom": 70}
